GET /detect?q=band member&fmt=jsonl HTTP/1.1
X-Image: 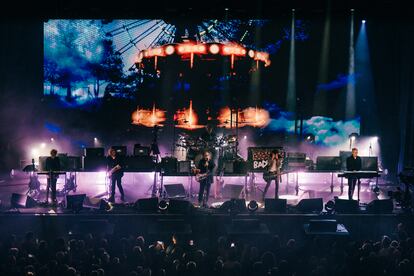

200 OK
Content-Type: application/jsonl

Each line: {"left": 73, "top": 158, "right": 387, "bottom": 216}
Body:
{"left": 200, "top": 124, "right": 216, "bottom": 147}
{"left": 107, "top": 148, "right": 125, "bottom": 203}
{"left": 45, "top": 149, "right": 60, "bottom": 204}
{"left": 263, "top": 149, "right": 283, "bottom": 200}
{"left": 346, "top": 148, "right": 362, "bottom": 200}
{"left": 196, "top": 151, "right": 215, "bottom": 207}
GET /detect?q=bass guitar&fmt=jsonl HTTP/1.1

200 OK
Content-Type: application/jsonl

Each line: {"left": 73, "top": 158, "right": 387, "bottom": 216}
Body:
{"left": 108, "top": 165, "right": 121, "bottom": 177}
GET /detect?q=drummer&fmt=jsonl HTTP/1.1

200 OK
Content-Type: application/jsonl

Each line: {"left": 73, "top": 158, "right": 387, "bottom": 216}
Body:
{"left": 200, "top": 124, "right": 216, "bottom": 147}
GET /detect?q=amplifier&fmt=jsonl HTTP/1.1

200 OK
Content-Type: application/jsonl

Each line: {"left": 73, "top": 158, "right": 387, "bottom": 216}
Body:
{"left": 161, "top": 157, "right": 178, "bottom": 174}
{"left": 316, "top": 156, "right": 341, "bottom": 171}
{"left": 134, "top": 144, "right": 150, "bottom": 156}
{"left": 111, "top": 146, "right": 127, "bottom": 156}
{"left": 287, "top": 152, "right": 306, "bottom": 166}
{"left": 177, "top": 161, "right": 191, "bottom": 173}
{"left": 84, "top": 147, "right": 104, "bottom": 158}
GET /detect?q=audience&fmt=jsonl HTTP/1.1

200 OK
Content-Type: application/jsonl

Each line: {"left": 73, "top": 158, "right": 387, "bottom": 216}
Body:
{"left": 0, "top": 223, "right": 413, "bottom": 276}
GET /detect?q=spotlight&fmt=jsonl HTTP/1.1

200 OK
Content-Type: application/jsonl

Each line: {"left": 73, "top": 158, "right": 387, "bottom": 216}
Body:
{"left": 305, "top": 134, "right": 315, "bottom": 143}
{"left": 158, "top": 200, "right": 169, "bottom": 212}
{"left": 247, "top": 200, "right": 259, "bottom": 213}
{"left": 243, "top": 135, "right": 247, "bottom": 140}
{"left": 248, "top": 50, "right": 255, "bottom": 58}
{"left": 94, "top": 137, "right": 98, "bottom": 141}
{"left": 325, "top": 200, "right": 335, "bottom": 213}
{"left": 165, "top": 45, "right": 175, "bottom": 55}
{"left": 349, "top": 133, "right": 359, "bottom": 141}
{"left": 362, "top": 20, "right": 366, "bottom": 24}
{"left": 50, "top": 138, "right": 54, "bottom": 142}
{"left": 99, "top": 199, "right": 113, "bottom": 212}
{"left": 40, "top": 143, "right": 46, "bottom": 148}
{"left": 209, "top": 44, "right": 220, "bottom": 54}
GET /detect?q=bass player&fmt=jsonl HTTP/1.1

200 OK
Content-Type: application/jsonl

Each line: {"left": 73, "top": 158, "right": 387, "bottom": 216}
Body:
{"left": 194, "top": 150, "right": 215, "bottom": 207}
{"left": 107, "top": 148, "right": 125, "bottom": 203}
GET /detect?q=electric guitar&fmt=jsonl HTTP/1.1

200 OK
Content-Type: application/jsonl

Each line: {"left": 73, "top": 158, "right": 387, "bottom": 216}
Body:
{"left": 262, "top": 170, "right": 290, "bottom": 182}
{"left": 108, "top": 165, "right": 121, "bottom": 177}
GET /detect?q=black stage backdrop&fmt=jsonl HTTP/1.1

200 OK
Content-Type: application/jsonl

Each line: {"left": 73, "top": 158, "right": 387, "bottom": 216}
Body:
{"left": 1, "top": 15, "right": 413, "bottom": 175}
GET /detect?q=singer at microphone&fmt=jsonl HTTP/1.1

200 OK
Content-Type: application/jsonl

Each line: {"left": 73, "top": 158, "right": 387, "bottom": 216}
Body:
{"left": 197, "top": 151, "right": 215, "bottom": 207}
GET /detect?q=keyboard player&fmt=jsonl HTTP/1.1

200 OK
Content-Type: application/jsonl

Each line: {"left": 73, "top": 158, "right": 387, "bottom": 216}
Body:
{"left": 346, "top": 148, "right": 362, "bottom": 200}
{"left": 45, "top": 149, "right": 61, "bottom": 205}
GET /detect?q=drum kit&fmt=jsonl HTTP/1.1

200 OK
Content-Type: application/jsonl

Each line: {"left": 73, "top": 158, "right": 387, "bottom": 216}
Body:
{"left": 175, "top": 132, "right": 239, "bottom": 162}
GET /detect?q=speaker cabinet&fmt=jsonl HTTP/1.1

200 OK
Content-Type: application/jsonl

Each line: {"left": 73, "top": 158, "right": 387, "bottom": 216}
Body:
{"left": 84, "top": 147, "right": 104, "bottom": 158}
{"left": 296, "top": 198, "right": 323, "bottom": 213}
{"left": 66, "top": 194, "right": 86, "bottom": 211}
{"left": 222, "top": 184, "right": 244, "bottom": 199}
{"left": 335, "top": 199, "right": 359, "bottom": 213}
{"left": 168, "top": 199, "right": 193, "bottom": 214}
{"left": 135, "top": 198, "right": 159, "bottom": 213}
{"left": 367, "top": 199, "right": 393, "bottom": 214}
{"left": 164, "top": 184, "right": 187, "bottom": 198}
{"left": 265, "top": 198, "right": 287, "bottom": 213}
{"left": 10, "top": 193, "right": 37, "bottom": 208}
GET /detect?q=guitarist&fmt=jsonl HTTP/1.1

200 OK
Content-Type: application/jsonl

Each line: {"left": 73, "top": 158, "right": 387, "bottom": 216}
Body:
{"left": 107, "top": 148, "right": 125, "bottom": 203}
{"left": 195, "top": 151, "right": 215, "bottom": 207}
{"left": 263, "top": 149, "right": 283, "bottom": 200}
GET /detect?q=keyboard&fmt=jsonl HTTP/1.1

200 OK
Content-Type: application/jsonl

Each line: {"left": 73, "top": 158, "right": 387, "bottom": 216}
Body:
{"left": 337, "top": 171, "right": 380, "bottom": 178}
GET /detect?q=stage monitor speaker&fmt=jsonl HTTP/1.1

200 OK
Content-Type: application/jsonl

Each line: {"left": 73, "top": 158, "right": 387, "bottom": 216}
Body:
{"left": 222, "top": 184, "right": 244, "bottom": 199}
{"left": 83, "top": 156, "right": 107, "bottom": 171}
{"left": 161, "top": 157, "right": 178, "bottom": 174}
{"left": 111, "top": 146, "right": 127, "bottom": 156}
{"left": 164, "top": 184, "right": 187, "bottom": 198}
{"left": 168, "top": 199, "right": 193, "bottom": 214}
{"left": 177, "top": 161, "right": 191, "bottom": 173}
{"left": 84, "top": 147, "right": 104, "bottom": 158}
{"left": 308, "top": 219, "right": 337, "bottom": 232}
{"left": 135, "top": 197, "right": 159, "bottom": 213}
{"left": 334, "top": 199, "right": 359, "bottom": 213}
{"left": 297, "top": 198, "right": 323, "bottom": 213}
{"left": 316, "top": 156, "right": 342, "bottom": 171}
{"left": 10, "top": 193, "right": 37, "bottom": 208}
{"left": 367, "top": 199, "right": 393, "bottom": 214}
{"left": 265, "top": 198, "right": 287, "bottom": 213}
{"left": 361, "top": 157, "right": 378, "bottom": 171}
{"left": 219, "top": 198, "right": 247, "bottom": 213}
{"left": 66, "top": 194, "right": 86, "bottom": 212}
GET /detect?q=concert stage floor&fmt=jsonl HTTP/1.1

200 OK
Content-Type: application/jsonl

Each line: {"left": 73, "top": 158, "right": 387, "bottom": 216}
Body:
{"left": 1, "top": 171, "right": 391, "bottom": 210}
{"left": 0, "top": 173, "right": 408, "bottom": 243}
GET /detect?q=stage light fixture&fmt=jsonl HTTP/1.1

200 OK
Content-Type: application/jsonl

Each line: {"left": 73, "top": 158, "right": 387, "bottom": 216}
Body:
{"left": 248, "top": 50, "right": 255, "bottom": 58}
{"left": 100, "top": 199, "right": 113, "bottom": 212}
{"left": 158, "top": 200, "right": 169, "bottom": 212}
{"left": 209, "top": 44, "right": 220, "bottom": 54}
{"left": 94, "top": 137, "right": 98, "bottom": 141}
{"left": 40, "top": 143, "right": 46, "bottom": 148}
{"left": 247, "top": 200, "right": 259, "bottom": 213}
{"left": 165, "top": 45, "right": 175, "bottom": 55}
{"left": 305, "top": 134, "right": 315, "bottom": 143}
{"left": 362, "top": 20, "right": 366, "bottom": 24}
{"left": 50, "top": 138, "right": 54, "bottom": 142}
{"left": 325, "top": 200, "right": 335, "bottom": 213}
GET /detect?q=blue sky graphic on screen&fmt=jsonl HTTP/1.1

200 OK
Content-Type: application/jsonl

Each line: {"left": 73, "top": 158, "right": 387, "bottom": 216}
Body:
{"left": 43, "top": 20, "right": 360, "bottom": 146}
